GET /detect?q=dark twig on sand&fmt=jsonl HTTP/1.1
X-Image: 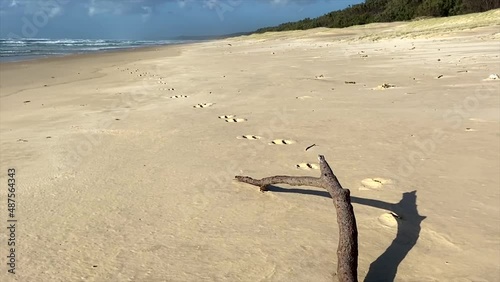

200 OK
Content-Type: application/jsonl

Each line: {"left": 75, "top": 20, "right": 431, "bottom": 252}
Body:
{"left": 235, "top": 155, "right": 358, "bottom": 282}
{"left": 305, "top": 143, "right": 317, "bottom": 151}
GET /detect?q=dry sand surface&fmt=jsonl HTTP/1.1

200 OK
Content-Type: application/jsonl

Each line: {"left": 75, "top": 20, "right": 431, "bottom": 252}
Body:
{"left": 0, "top": 9, "right": 499, "bottom": 282}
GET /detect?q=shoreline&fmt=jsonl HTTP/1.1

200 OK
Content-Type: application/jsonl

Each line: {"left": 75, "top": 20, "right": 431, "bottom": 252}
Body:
{"left": 0, "top": 39, "right": 202, "bottom": 64}
{"left": 0, "top": 42, "right": 185, "bottom": 94}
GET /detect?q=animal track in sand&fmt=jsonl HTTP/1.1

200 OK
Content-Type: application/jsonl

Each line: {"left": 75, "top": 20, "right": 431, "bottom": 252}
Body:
{"left": 169, "top": 95, "right": 188, "bottom": 99}
{"left": 296, "top": 163, "right": 320, "bottom": 170}
{"left": 71, "top": 128, "right": 143, "bottom": 136}
{"left": 193, "top": 103, "right": 214, "bottom": 108}
{"left": 237, "top": 135, "right": 262, "bottom": 140}
{"left": 218, "top": 115, "right": 236, "bottom": 119}
{"left": 225, "top": 118, "right": 247, "bottom": 123}
{"left": 269, "top": 139, "right": 296, "bottom": 145}
{"left": 219, "top": 115, "right": 246, "bottom": 122}
{"left": 359, "top": 177, "right": 392, "bottom": 190}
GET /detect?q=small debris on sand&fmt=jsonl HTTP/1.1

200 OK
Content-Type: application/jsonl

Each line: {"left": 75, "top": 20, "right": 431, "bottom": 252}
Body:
{"left": 378, "top": 83, "right": 396, "bottom": 89}
{"left": 345, "top": 81, "right": 356, "bottom": 84}
{"left": 305, "top": 144, "right": 317, "bottom": 151}
{"left": 437, "top": 75, "right": 444, "bottom": 79}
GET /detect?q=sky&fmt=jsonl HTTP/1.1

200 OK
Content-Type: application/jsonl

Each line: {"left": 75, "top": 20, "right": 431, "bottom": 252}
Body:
{"left": 0, "top": 0, "right": 364, "bottom": 39}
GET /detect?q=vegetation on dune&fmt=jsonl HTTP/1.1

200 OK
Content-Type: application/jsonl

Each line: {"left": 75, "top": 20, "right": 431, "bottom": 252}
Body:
{"left": 255, "top": 0, "right": 500, "bottom": 32}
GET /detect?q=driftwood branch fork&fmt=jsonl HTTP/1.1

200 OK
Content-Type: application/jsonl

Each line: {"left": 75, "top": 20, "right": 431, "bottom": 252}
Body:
{"left": 235, "top": 155, "right": 358, "bottom": 282}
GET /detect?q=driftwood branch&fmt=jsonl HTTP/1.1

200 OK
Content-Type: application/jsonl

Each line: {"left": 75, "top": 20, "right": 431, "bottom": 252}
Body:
{"left": 235, "top": 155, "right": 358, "bottom": 282}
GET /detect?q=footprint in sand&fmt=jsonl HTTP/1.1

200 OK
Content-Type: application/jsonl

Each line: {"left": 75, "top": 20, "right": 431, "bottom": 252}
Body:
{"left": 169, "top": 95, "right": 188, "bottom": 99}
{"left": 359, "top": 177, "right": 392, "bottom": 190}
{"left": 193, "top": 103, "right": 214, "bottom": 108}
{"left": 296, "top": 163, "right": 320, "bottom": 170}
{"left": 237, "top": 135, "right": 262, "bottom": 140}
{"left": 218, "top": 115, "right": 247, "bottom": 122}
{"left": 423, "top": 229, "right": 461, "bottom": 250}
{"left": 378, "top": 212, "right": 401, "bottom": 228}
{"left": 269, "top": 139, "right": 296, "bottom": 145}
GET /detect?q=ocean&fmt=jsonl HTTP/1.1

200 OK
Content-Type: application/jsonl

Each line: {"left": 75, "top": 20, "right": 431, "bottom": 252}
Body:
{"left": 0, "top": 38, "right": 193, "bottom": 62}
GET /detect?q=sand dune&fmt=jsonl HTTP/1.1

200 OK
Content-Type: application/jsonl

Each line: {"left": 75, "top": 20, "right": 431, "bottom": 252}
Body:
{"left": 0, "top": 11, "right": 499, "bottom": 282}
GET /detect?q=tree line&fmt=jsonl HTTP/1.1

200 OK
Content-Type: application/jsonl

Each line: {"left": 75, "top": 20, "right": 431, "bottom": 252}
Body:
{"left": 255, "top": 0, "right": 500, "bottom": 33}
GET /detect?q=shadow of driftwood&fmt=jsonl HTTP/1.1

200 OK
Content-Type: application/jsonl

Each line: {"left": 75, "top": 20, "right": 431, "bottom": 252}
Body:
{"left": 264, "top": 185, "right": 425, "bottom": 282}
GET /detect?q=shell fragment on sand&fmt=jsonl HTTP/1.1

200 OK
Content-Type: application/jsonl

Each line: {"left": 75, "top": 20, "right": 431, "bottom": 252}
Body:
{"left": 485, "top": 74, "right": 499, "bottom": 80}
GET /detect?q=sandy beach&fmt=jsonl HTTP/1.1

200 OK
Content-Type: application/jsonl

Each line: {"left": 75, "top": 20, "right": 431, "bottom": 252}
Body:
{"left": 0, "top": 10, "right": 499, "bottom": 282}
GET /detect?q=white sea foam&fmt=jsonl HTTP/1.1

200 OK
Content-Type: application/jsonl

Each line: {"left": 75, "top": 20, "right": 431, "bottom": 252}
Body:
{"left": 0, "top": 38, "right": 193, "bottom": 62}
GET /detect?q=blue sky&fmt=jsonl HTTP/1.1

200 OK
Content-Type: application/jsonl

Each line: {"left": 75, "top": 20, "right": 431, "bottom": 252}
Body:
{"left": 0, "top": 0, "right": 363, "bottom": 39}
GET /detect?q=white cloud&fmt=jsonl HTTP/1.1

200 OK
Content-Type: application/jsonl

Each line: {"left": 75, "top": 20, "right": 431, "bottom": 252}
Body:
{"left": 87, "top": 0, "right": 122, "bottom": 16}
{"left": 141, "top": 5, "right": 152, "bottom": 21}
{"left": 47, "top": 5, "right": 62, "bottom": 17}
{"left": 0, "top": 0, "right": 321, "bottom": 17}
{"left": 1, "top": 0, "right": 66, "bottom": 17}
{"left": 86, "top": 0, "right": 156, "bottom": 17}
